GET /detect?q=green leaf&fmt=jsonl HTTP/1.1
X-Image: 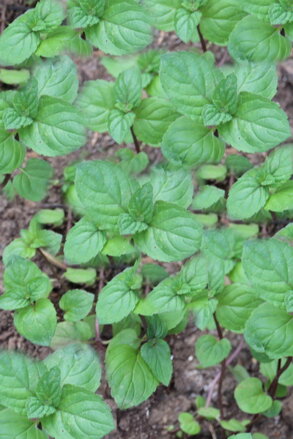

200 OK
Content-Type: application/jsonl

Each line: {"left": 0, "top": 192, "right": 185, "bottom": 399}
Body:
{"left": 216, "top": 284, "right": 262, "bottom": 333}
{"left": 108, "top": 108, "right": 135, "bottom": 143}
{"left": 60, "top": 289, "right": 94, "bottom": 322}
{"left": 178, "top": 412, "right": 201, "bottom": 435}
{"left": 0, "top": 132, "right": 25, "bottom": 174}
{"left": 234, "top": 378, "right": 273, "bottom": 414}
{"left": 33, "top": 56, "right": 78, "bottom": 103}
{"left": 85, "top": 0, "right": 152, "bottom": 55}
{"left": 228, "top": 16, "right": 291, "bottom": 62}
{"left": 135, "top": 201, "right": 202, "bottom": 262}
{"left": 64, "top": 268, "right": 96, "bottom": 286}
{"left": 242, "top": 0, "right": 275, "bottom": 19}
{"left": 0, "top": 350, "right": 45, "bottom": 414}
{"left": 260, "top": 359, "right": 293, "bottom": 386}
{"left": 128, "top": 183, "right": 154, "bottom": 223}
{"left": 44, "top": 343, "right": 102, "bottom": 391}
{"left": 77, "top": 80, "right": 115, "bottom": 132}
{"left": 14, "top": 299, "right": 57, "bottom": 346}
{"left": 226, "top": 154, "right": 252, "bottom": 176}
{"left": 36, "top": 209, "right": 65, "bottom": 227}
{"left": 116, "top": 148, "right": 149, "bottom": 175}
{"left": 3, "top": 108, "right": 33, "bottom": 130}
{"left": 26, "top": 396, "right": 56, "bottom": 419}
{"left": 234, "top": 62, "right": 278, "bottom": 99}
{"left": 227, "top": 169, "right": 270, "bottom": 220}
{"left": 0, "top": 408, "right": 48, "bottom": 438}
{"left": 36, "top": 367, "right": 62, "bottom": 408}
{"left": 102, "top": 235, "right": 134, "bottom": 256}
{"left": 142, "top": 264, "right": 168, "bottom": 284}
{"left": 133, "top": 97, "right": 179, "bottom": 146}
{"left": 219, "top": 92, "right": 290, "bottom": 153}
{"left": 68, "top": 0, "right": 105, "bottom": 28}
{"left": 64, "top": 217, "right": 106, "bottom": 264}
{"left": 140, "top": 339, "right": 172, "bottom": 386}
{"left": 75, "top": 160, "right": 137, "bottom": 230}
{"left": 162, "top": 117, "right": 224, "bottom": 168}
{"left": 193, "top": 185, "right": 224, "bottom": 210}
{"left": 106, "top": 343, "right": 158, "bottom": 409}
{"left": 114, "top": 67, "right": 142, "bottom": 109}
{"left": 118, "top": 213, "right": 148, "bottom": 235}
{"left": 197, "top": 407, "right": 220, "bottom": 420}
{"left": 0, "top": 13, "right": 40, "bottom": 66}
{"left": 42, "top": 384, "right": 114, "bottom": 439}
{"left": 266, "top": 181, "right": 293, "bottom": 212}
{"left": 19, "top": 96, "right": 86, "bottom": 156}
{"left": 242, "top": 239, "right": 293, "bottom": 308}
{"left": 195, "top": 334, "right": 231, "bottom": 367}
{"left": 213, "top": 73, "right": 239, "bottom": 114}
{"left": 174, "top": 8, "right": 200, "bottom": 43}
{"left": 200, "top": 0, "right": 246, "bottom": 45}
{"left": 220, "top": 418, "right": 248, "bottom": 432}
{"left": 202, "top": 104, "right": 232, "bottom": 126}
{"left": 264, "top": 144, "right": 293, "bottom": 184}
{"left": 140, "top": 276, "right": 185, "bottom": 315}
{"left": 96, "top": 266, "right": 141, "bottom": 324}
{"left": 13, "top": 159, "right": 53, "bottom": 202}
{"left": 0, "top": 68, "right": 29, "bottom": 85}
{"left": 50, "top": 321, "right": 94, "bottom": 350}
{"left": 33, "top": 0, "right": 65, "bottom": 31}
{"left": 36, "top": 26, "right": 91, "bottom": 58}
{"left": 244, "top": 303, "right": 293, "bottom": 359}
{"left": 150, "top": 167, "right": 193, "bottom": 208}
{"left": 269, "top": 2, "right": 293, "bottom": 25}
{"left": 160, "top": 51, "right": 222, "bottom": 119}
{"left": 1, "top": 257, "right": 52, "bottom": 310}
{"left": 147, "top": 0, "right": 181, "bottom": 31}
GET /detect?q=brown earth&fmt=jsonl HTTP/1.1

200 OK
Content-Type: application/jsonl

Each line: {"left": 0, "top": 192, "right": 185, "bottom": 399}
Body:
{"left": 0, "top": 2, "right": 293, "bottom": 438}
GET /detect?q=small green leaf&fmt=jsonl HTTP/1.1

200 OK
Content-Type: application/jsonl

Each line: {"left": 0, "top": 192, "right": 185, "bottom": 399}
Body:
{"left": 14, "top": 299, "right": 57, "bottom": 346}
{"left": 193, "top": 185, "right": 224, "bottom": 210}
{"left": 26, "top": 396, "right": 56, "bottom": 419}
{"left": 36, "top": 367, "right": 62, "bottom": 408}
{"left": 265, "top": 181, "right": 293, "bottom": 212}
{"left": 174, "top": 8, "right": 200, "bottom": 43}
{"left": 195, "top": 334, "right": 231, "bottom": 367}
{"left": 108, "top": 108, "right": 134, "bottom": 143}
{"left": 197, "top": 406, "right": 220, "bottom": 420}
{"left": 60, "top": 289, "right": 94, "bottom": 322}
{"left": 13, "top": 159, "right": 53, "bottom": 202}
{"left": 220, "top": 418, "right": 249, "bottom": 432}
{"left": 234, "top": 378, "right": 273, "bottom": 414}
{"left": 114, "top": 67, "right": 142, "bottom": 109}
{"left": 64, "top": 268, "right": 96, "bottom": 286}
{"left": 140, "top": 339, "right": 173, "bottom": 386}
{"left": 202, "top": 104, "right": 232, "bottom": 126}
{"left": 36, "top": 209, "right": 64, "bottom": 227}
{"left": 178, "top": 412, "right": 201, "bottom": 435}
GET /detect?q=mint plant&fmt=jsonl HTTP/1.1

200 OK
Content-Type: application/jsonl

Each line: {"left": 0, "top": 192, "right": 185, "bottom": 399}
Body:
{"left": 0, "top": 1, "right": 293, "bottom": 438}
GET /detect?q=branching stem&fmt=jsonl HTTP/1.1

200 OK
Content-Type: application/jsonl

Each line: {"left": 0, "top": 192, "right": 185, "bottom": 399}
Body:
{"left": 130, "top": 126, "right": 141, "bottom": 153}
{"left": 214, "top": 314, "right": 226, "bottom": 418}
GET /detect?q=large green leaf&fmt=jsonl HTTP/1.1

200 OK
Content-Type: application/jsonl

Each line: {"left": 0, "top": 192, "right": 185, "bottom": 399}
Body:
{"left": 234, "top": 62, "right": 278, "bottom": 99}
{"left": 64, "top": 217, "right": 106, "bottom": 264}
{"left": 77, "top": 80, "right": 115, "bottom": 132}
{"left": 219, "top": 92, "right": 290, "bottom": 153}
{"left": 160, "top": 51, "right": 222, "bottom": 118}
{"left": 0, "top": 351, "right": 44, "bottom": 414}
{"left": 227, "top": 169, "right": 270, "bottom": 219}
{"left": 228, "top": 16, "right": 291, "bottom": 62}
{"left": 106, "top": 343, "right": 158, "bottom": 409}
{"left": 140, "top": 339, "right": 173, "bottom": 386}
{"left": 201, "top": 0, "right": 246, "bottom": 45}
{"left": 134, "top": 201, "right": 202, "bottom": 262}
{"left": 134, "top": 97, "right": 179, "bottom": 146}
{"left": 234, "top": 378, "right": 273, "bottom": 414}
{"left": 75, "top": 160, "right": 137, "bottom": 230}
{"left": 42, "top": 385, "right": 114, "bottom": 439}
{"left": 0, "top": 408, "right": 48, "bottom": 439}
{"left": 242, "top": 239, "right": 293, "bottom": 308}
{"left": 13, "top": 159, "right": 53, "bottom": 202}
{"left": 162, "top": 117, "right": 224, "bottom": 168}
{"left": 216, "top": 283, "right": 262, "bottom": 333}
{"left": 33, "top": 56, "right": 78, "bottom": 103}
{"left": 0, "top": 132, "right": 25, "bottom": 174}
{"left": 244, "top": 303, "right": 293, "bottom": 359}
{"left": 19, "top": 96, "right": 86, "bottom": 156}
{"left": 85, "top": 0, "right": 152, "bottom": 55}
{"left": 44, "top": 344, "right": 102, "bottom": 392}
{"left": 14, "top": 299, "right": 57, "bottom": 346}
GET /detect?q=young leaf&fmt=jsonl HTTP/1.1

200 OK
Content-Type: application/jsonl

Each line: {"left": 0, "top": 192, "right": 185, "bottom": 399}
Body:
{"left": 14, "top": 299, "right": 57, "bottom": 346}
{"left": 44, "top": 343, "right": 102, "bottom": 392}
{"left": 174, "top": 8, "right": 200, "bottom": 43}
{"left": 26, "top": 396, "right": 56, "bottom": 419}
{"left": 42, "top": 385, "right": 114, "bottom": 439}
{"left": 244, "top": 303, "right": 293, "bottom": 359}
{"left": 162, "top": 116, "right": 224, "bottom": 168}
{"left": 114, "top": 67, "right": 142, "bottom": 109}
{"left": 60, "top": 289, "right": 94, "bottom": 322}
{"left": 85, "top": 0, "right": 152, "bottom": 55}
{"left": 193, "top": 185, "right": 225, "bottom": 210}
{"left": 133, "top": 97, "right": 179, "bottom": 146}
{"left": 64, "top": 268, "right": 96, "bottom": 286}
{"left": 228, "top": 16, "right": 291, "bottom": 62}
{"left": 36, "top": 367, "right": 62, "bottom": 408}
{"left": 178, "top": 413, "right": 201, "bottom": 435}
{"left": 13, "top": 159, "right": 53, "bottom": 202}
{"left": 140, "top": 339, "right": 172, "bottom": 386}
{"left": 19, "top": 96, "right": 86, "bottom": 156}
{"left": 64, "top": 217, "right": 106, "bottom": 264}
{"left": 195, "top": 334, "right": 231, "bottom": 367}
{"left": 96, "top": 266, "right": 141, "bottom": 324}
{"left": 75, "top": 160, "right": 137, "bottom": 230}
{"left": 134, "top": 201, "right": 203, "bottom": 262}
{"left": 108, "top": 108, "right": 135, "bottom": 143}
{"left": 33, "top": 56, "right": 79, "bottom": 103}
{"left": 219, "top": 92, "right": 290, "bottom": 153}
{"left": 242, "top": 239, "right": 293, "bottom": 308}
{"left": 0, "top": 350, "right": 45, "bottom": 414}
{"left": 234, "top": 378, "right": 273, "bottom": 414}
{"left": 106, "top": 343, "right": 158, "bottom": 409}
{"left": 68, "top": 0, "right": 105, "bottom": 28}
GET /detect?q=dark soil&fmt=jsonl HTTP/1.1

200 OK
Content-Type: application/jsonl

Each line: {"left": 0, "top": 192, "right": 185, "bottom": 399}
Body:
{"left": 0, "top": 2, "right": 293, "bottom": 438}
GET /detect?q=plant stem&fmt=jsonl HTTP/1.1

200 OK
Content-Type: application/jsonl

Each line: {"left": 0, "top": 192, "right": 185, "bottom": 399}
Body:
{"left": 197, "top": 25, "right": 207, "bottom": 53}
{"left": 39, "top": 248, "right": 67, "bottom": 270}
{"left": 130, "top": 126, "right": 141, "bottom": 153}
{"left": 213, "top": 314, "right": 226, "bottom": 418}
{"left": 268, "top": 357, "right": 292, "bottom": 398}
{"left": 0, "top": 173, "right": 12, "bottom": 191}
